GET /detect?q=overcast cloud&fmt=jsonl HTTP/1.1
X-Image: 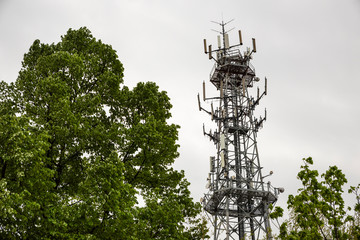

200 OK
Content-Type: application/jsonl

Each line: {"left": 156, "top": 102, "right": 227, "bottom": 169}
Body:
{"left": 1, "top": 0, "right": 360, "bottom": 226}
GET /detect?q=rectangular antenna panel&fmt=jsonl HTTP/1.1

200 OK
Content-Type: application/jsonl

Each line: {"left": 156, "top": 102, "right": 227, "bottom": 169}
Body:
{"left": 211, "top": 103, "right": 214, "bottom": 120}
{"left": 252, "top": 38, "right": 257, "bottom": 53}
{"left": 225, "top": 34, "right": 230, "bottom": 49}
{"left": 202, "top": 81, "right": 206, "bottom": 101}
{"left": 221, "top": 152, "right": 225, "bottom": 168}
{"left": 197, "top": 94, "right": 201, "bottom": 111}
{"left": 203, "top": 39, "right": 207, "bottom": 53}
{"left": 208, "top": 45, "right": 212, "bottom": 59}
{"left": 217, "top": 35, "right": 221, "bottom": 48}
{"left": 210, "top": 156, "right": 215, "bottom": 172}
{"left": 238, "top": 30, "right": 243, "bottom": 45}
{"left": 265, "top": 77, "right": 267, "bottom": 95}
{"left": 220, "top": 133, "right": 225, "bottom": 150}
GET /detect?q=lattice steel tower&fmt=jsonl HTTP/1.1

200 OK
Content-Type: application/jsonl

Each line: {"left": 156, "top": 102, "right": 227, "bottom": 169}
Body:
{"left": 198, "top": 21, "right": 283, "bottom": 240}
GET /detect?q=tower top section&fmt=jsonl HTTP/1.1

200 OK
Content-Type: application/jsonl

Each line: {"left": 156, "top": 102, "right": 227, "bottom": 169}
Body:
{"left": 202, "top": 21, "right": 263, "bottom": 92}
{"left": 203, "top": 20, "right": 256, "bottom": 59}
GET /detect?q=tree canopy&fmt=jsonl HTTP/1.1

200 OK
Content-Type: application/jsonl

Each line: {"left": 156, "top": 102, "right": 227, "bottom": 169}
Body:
{"left": 270, "top": 157, "right": 360, "bottom": 240}
{"left": 0, "top": 27, "right": 207, "bottom": 239}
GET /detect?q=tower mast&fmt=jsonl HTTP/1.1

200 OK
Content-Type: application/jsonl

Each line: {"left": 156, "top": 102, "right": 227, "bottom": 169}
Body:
{"left": 199, "top": 21, "right": 282, "bottom": 240}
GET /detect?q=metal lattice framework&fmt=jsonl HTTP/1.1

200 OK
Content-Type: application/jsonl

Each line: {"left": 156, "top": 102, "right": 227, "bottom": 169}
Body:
{"left": 198, "top": 21, "right": 282, "bottom": 240}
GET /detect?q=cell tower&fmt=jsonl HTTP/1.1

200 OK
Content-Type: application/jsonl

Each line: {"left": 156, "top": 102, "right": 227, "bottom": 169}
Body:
{"left": 198, "top": 20, "right": 283, "bottom": 240}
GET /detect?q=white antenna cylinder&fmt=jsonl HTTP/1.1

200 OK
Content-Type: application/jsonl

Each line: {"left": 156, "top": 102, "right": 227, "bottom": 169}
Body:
{"left": 225, "top": 34, "right": 230, "bottom": 49}
{"left": 221, "top": 152, "right": 225, "bottom": 168}
{"left": 220, "top": 133, "right": 225, "bottom": 150}
{"left": 217, "top": 35, "right": 221, "bottom": 48}
{"left": 210, "top": 156, "right": 215, "bottom": 172}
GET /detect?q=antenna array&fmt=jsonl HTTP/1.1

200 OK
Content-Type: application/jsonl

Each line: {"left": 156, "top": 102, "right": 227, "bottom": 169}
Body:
{"left": 199, "top": 21, "right": 283, "bottom": 240}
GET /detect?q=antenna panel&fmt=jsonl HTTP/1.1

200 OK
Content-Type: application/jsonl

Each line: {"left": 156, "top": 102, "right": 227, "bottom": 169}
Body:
{"left": 225, "top": 34, "right": 229, "bottom": 49}
{"left": 203, "top": 39, "right": 207, "bottom": 53}
{"left": 252, "top": 38, "right": 257, "bottom": 53}
{"left": 210, "top": 156, "right": 215, "bottom": 172}
{"left": 238, "top": 30, "right": 243, "bottom": 45}
{"left": 220, "top": 133, "right": 225, "bottom": 150}
{"left": 220, "top": 152, "right": 225, "bottom": 168}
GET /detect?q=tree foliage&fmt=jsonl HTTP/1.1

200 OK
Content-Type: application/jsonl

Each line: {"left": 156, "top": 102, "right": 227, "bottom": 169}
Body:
{"left": 270, "top": 157, "right": 360, "bottom": 240}
{"left": 0, "top": 27, "right": 208, "bottom": 239}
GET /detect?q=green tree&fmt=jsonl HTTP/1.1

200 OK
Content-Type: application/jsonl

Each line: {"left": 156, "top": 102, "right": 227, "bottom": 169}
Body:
{"left": 348, "top": 184, "right": 360, "bottom": 239}
{"left": 0, "top": 27, "right": 207, "bottom": 239}
{"left": 270, "top": 157, "right": 360, "bottom": 240}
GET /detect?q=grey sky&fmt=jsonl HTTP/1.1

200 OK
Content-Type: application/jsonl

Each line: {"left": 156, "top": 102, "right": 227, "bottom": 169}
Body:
{"left": 1, "top": 0, "right": 360, "bottom": 227}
